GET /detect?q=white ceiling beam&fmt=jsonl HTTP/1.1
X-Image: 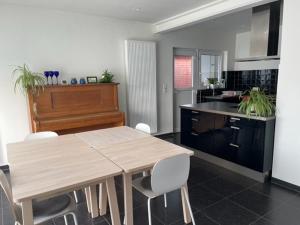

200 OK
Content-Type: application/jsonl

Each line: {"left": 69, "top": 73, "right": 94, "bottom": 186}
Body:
{"left": 153, "top": 0, "right": 278, "bottom": 33}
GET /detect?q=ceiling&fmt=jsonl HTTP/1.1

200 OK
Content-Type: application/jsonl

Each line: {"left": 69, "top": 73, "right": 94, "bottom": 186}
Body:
{"left": 0, "top": 0, "right": 217, "bottom": 23}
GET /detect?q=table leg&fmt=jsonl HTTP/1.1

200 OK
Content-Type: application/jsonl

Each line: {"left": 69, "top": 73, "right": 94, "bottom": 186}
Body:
{"left": 21, "top": 199, "right": 34, "bottom": 225}
{"left": 106, "top": 177, "right": 121, "bottom": 225}
{"left": 123, "top": 173, "right": 133, "bottom": 225}
{"left": 89, "top": 185, "right": 99, "bottom": 218}
{"left": 181, "top": 183, "right": 192, "bottom": 224}
{"left": 99, "top": 182, "right": 108, "bottom": 216}
{"left": 85, "top": 187, "right": 91, "bottom": 213}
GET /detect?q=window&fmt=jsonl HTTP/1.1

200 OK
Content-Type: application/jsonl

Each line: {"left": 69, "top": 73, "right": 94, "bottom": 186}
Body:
{"left": 174, "top": 56, "right": 193, "bottom": 89}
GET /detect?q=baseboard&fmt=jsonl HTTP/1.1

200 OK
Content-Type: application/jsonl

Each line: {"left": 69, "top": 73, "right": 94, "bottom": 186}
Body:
{"left": 0, "top": 164, "right": 10, "bottom": 173}
{"left": 193, "top": 149, "right": 269, "bottom": 183}
{"left": 271, "top": 177, "right": 300, "bottom": 193}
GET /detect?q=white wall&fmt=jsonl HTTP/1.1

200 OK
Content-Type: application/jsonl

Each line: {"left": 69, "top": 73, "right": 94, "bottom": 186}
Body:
{"left": 272, "top": 1, "right": 300, "bottom": 186}
{"left": 0, "top": 4, "right": 252, "bottom": 165}
{"left": 0, "top": 4, "right": 154, "bottom": 165}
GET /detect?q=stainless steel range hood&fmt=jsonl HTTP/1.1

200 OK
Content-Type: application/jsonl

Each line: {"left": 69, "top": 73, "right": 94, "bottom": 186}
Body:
{"left": 236, "top": 1, "right": 281, "bottom": 62}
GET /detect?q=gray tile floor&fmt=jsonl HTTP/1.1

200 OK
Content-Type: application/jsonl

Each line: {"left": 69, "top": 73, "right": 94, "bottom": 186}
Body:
{"left": 1, "top": 133, "right": 300, "bottom": 225}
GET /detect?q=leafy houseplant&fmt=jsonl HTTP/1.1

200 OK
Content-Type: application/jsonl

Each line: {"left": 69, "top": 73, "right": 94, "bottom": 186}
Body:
{"left": 207, "top": 78, "right": 218, "bottom": 85}
{"left": 238, "top": 88, "right": 275, "bottom": 117}
{"left": 13, "top": 64, "right": 46, "bottom": 95}
{"left": 100, "top": 69, "right": 114, "bottom": 83}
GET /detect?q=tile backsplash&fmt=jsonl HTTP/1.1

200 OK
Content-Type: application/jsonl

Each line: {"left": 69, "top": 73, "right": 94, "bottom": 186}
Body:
{"left": 224, "top": 69, "right": 278, "bottom": 95}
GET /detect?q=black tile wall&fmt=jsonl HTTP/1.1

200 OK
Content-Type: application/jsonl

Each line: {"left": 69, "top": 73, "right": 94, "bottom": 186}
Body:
{"left": 224, "top": 69, "right": 278, "bottom": 95}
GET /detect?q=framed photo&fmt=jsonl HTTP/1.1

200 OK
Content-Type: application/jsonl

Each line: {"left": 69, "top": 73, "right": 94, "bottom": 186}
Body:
{"left": 87, "top": 76, "right": 98, "bottom": 84}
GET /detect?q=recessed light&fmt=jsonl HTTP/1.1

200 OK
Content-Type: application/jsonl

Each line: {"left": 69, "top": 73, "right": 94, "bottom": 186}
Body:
{"left": 134, "top": 7, "right": 141, "bottom": 12}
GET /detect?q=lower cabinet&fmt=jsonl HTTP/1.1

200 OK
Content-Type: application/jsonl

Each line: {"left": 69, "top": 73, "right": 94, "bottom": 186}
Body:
{"left": 181, "top": 108, "right": 275, "bottom": 172}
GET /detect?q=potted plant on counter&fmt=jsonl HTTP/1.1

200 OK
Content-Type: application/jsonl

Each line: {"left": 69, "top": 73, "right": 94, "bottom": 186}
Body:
{"left": 238, "top": 88, "right": 275, "bottom": 117}
{"left": 207, "top": 78, "right": 218, "bottom": 89}
{"left": 100, "top": 69, "right": 114, "bottom": 83}
{"left": 13, "top": 64, "right": 46, "bottom": 95}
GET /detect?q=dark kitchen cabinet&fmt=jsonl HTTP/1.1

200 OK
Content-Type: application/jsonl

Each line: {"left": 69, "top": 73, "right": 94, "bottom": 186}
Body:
{"left": 181, "top": 108, "right": 275, "bottom": 172}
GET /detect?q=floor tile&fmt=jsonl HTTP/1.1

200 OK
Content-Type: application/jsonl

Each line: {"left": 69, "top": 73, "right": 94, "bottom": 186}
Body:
{"left": 250, "top": 182, "right": 299, "bottom": 203}
{"left": 189, "top": 184, "right": 224, "bottom": 211}
{"left": 204, "top": 176, "right": 247, "bottom": 197}
{"left": 250, "top": 218, "right": 276, "bottom": 225}
{"left": 151, "top": 190, "right": 185, "bottom": 224}
{"left": 188, "top": 167, "right": 220, "bottom": 187}
{"left": 230, "top": 189, "right": 283, "bottom": 215}
{"left": 204, "top": 199, "right": 259, "bottom": 225}
{"left": 264, "top": 203, "right": 300, "bottom": 225}
{"left": 171, "top": 211, "right": 219, "bottom": 225}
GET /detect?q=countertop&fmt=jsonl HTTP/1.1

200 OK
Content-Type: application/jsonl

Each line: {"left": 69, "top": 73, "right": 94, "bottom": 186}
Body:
{"left": 180, "top": 102, "right": 276, "bottom": 121}
{"left": 204, "top": 95, "right": 240, "bottom": 100}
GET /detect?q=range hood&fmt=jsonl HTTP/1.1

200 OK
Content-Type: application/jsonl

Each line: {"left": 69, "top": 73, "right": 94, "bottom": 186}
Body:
{"left": 236, "top": 1, "right": 281, "bottom": 62}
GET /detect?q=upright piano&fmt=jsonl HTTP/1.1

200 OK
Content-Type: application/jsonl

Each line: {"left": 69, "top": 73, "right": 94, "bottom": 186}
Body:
{"left": 27, "top": 83, "right": 125, "bottom": 134}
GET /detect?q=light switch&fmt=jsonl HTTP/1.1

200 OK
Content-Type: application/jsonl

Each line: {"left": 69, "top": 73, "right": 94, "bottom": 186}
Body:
{"left": 163, "top": 83, "right": 167, "bottom": 93}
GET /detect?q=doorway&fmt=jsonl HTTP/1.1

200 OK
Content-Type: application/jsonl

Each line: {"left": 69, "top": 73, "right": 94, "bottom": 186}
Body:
{"left": 173, "top": 48, "right": 223, "bottom": 132}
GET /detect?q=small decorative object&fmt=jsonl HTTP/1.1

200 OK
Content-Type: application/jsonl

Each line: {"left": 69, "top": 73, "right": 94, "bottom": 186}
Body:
{"left": 100, "top": 69, "right": 114, "bottom": 83}
{"left": 49, "top": 71, "right": 54, "bottom": 85}
{"left": 238, "top": 88, "right": 275, "bottom": 117}
{"left": 87, "top": 76, "right": 97, "bottom": 84}
{"left": 70, "top": 78, "right": 78, "bottom": 85}
{"left": 13, "top": 64, "right": 46, "bottom": 95}
{"left": 61, "top": 79, "right": 68, "bottom": 85}
{"left": 207, "top": 78, "right": 218, "bottom": 89}
{"left": 79, "top": 78, "right": 86, "bottom": 84}
{"left": 44, "top": 71, "right": 50, "bottom": 85}
{"left": 53, "top": 71, "right": 60, "bottom": 85}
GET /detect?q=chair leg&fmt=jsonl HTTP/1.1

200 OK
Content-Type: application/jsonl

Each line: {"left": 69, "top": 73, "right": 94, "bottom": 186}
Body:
{"left": 64, "top": 215, "right": 68, "bottom": 225}
{"left": 73, "top": 191, "right": 79, "bottom": 203}
{"left": 183, "top": 188, "right": 196, "bottom": 225}
{"left": 70, "top": 212, "right": 79, "bottom": 225}
{"left": 147, "top": 198, "right": 152, "bottom": 225}
{"left": 164, "top": 193, "right": 167, "bottom": 208}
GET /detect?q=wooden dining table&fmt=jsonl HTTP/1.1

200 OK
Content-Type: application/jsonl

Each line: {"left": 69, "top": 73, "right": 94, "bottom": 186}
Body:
{"left": 7, "top": 134, "right": 122, "bottom": 225}
{"left": 76, "top": 126, "right": 194, "bottom": 225}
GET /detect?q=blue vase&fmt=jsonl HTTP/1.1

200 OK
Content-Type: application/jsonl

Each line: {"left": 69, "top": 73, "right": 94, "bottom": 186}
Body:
{"left": 79, "top": 78, "right": 86, "bottom": 84}
{"left": 71, "top": 78, "right": 78, "bottom": 85}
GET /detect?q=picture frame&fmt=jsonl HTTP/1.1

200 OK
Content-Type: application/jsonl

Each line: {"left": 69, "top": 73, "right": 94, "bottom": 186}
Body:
{"left": 86, "top": 76, "right": 98, "bottom": 84}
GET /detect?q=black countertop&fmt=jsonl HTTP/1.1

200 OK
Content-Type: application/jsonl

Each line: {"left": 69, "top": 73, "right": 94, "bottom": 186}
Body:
{"left": 180, "top": 102, "right": 276, "bottom": 121}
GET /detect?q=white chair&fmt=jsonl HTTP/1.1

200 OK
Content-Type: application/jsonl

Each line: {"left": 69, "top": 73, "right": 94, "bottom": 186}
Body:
{"left": 25, "top": 132, "right": 79, "bottom": 204}
{"left": 0, "top": 170, "right": 78, "bottom": 225}
{"left": 135, "top": 123, "right": 151, "bottom": 134}
{"left": 132, "top": 154, "right": 195, "bottom": 225}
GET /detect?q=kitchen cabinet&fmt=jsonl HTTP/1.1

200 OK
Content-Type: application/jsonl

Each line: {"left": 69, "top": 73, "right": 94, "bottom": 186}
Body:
{"left": 181, "top": 108, "right": 275, "bottom": 172}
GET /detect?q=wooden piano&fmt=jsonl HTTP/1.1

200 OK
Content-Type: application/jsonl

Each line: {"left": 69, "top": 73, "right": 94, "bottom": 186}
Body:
{"left": 27, "top": 83, "right": 125, "bottom": 134}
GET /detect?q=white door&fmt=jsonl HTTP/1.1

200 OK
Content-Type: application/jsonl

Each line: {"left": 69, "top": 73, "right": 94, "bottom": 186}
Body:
{"left": 173, "top": 48, "right": 198, "bottom": 132}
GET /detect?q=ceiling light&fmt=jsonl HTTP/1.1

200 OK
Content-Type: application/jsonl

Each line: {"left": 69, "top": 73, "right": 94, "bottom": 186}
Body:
{"left": 134, "top": 7, "right": 141, "bottom": 12}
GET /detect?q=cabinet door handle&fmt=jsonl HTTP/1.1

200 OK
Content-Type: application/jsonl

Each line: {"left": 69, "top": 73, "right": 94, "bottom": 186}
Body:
{"left": 191, "top": 111, "right": 199, "bottom": 114}
{"left": 230, "top": 117, "right": 240, "bottom": 121}
{"left": 191, "top": 132, "right": 199, "bottom": 136}
{"left": 230, "top": 126, "right": 240, "bottom": 130}
{"left": 229, "top": 143, "right": 240, "bottom": 148}
{"left": 191, "top": 118, "right": 198, "bottom": 122}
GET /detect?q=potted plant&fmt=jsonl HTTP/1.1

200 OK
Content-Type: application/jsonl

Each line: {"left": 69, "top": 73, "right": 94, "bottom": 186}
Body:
{"left": 238, "top": 88, "right": 275, "bottom": 117}
{"left": 207, "top": 78, "right": 218, "bottom": 89}
{"left": 13, "top": 64, "right": 46, "bottom": 95}
{"left": 99, "top": 69, "right": 114, "bottom": 83}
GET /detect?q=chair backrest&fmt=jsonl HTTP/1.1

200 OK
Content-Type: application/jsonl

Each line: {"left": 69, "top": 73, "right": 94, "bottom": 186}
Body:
{"left": 0, "top": 170, "right": 22, "bottom": 224}
{"left": 151, "top": 154, "right": 190, "bottom": 195}
{"left": 25, "top": 131, "right": 58, "bottom": 141}
{"left": 135, "top": 123, "right": 151, "bottom": 134}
